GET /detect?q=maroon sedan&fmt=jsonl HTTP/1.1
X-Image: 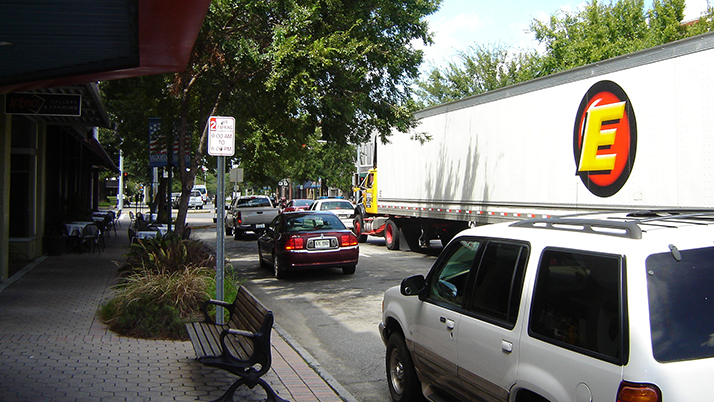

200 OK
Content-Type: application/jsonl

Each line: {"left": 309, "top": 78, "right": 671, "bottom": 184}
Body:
{"left": 258, "top": 211, "right": 359, "bottom": 279}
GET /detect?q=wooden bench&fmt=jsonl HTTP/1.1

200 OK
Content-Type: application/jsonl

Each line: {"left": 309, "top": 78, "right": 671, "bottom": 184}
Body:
{"left": 186, "top": 286, "right": 289, "bottom": 402}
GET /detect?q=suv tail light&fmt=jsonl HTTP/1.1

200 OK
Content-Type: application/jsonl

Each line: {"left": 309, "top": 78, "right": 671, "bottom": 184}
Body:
{"left": 235, "top": 211, "right": 242, "bottom": 225}
{"left": 617, "top": 381, "right": 661, "bottom": 402}
{"left": 340, "top": 233, "right": 358, "bottom": 247}
{"left": 284, "top": 236, "right": 304, "bottom": 250}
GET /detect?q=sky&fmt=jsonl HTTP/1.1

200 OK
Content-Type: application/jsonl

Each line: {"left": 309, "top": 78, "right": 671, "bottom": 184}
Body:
{"left": 416, "top": 0, "right": 712, "bottom": 72}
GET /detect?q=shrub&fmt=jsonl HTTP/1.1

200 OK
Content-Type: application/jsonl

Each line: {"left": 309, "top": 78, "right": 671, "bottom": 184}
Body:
{"left": 122, "top": 232, "right": 216, "bottom": 276}
{"left": 101, "top": 233, "right": 240, "bottom": 340}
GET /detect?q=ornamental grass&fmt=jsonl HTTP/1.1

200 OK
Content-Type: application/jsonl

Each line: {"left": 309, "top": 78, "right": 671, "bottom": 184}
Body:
{"left": 100, "top": 233, "right": 240, "bottom": 340}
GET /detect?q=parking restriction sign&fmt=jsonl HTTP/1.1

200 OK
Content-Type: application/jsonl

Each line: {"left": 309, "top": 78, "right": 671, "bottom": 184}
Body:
{"left": 208, "top": 116, "right": 235, "bottom": 156}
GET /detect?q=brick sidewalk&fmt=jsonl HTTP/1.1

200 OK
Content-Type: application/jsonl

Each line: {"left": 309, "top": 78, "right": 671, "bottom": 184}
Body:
{"left": 0, "top": 221, "right": 352, "bottom": 401}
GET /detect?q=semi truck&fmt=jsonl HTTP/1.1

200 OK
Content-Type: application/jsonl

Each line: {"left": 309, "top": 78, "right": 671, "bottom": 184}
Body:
{"left": 353, "top": 32, "right": 714, "bottom": 250}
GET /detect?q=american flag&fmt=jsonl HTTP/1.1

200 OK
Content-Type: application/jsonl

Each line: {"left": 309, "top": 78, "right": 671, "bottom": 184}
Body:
{"left": 148, "top": 118, "right": 191, "bottom": 167}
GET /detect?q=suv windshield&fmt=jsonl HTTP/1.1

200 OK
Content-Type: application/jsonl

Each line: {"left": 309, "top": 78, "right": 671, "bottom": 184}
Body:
{"left": 647, "top": 246, "right": 714, "bottom": 362}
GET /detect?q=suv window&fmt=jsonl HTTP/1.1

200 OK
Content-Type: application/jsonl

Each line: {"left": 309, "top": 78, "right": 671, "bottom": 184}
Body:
{"left": 647, "top": 246, "right": 714, "bottom": 363}
{"left": 428, "top": 238, "right": 481, "bottom": 307}
{"left": 467, "top": 242, "right": 527, "bottom": 328}
{"left": 530, "top": 249, "right": 623, "bottom": 362}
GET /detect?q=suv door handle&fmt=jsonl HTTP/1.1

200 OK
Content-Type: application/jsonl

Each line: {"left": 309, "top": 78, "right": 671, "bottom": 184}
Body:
{"left": 501, "top": 340, "right": 513, "bottom": 353}
{"left": 440, "top": 316, "right": 455, "bottom": 330}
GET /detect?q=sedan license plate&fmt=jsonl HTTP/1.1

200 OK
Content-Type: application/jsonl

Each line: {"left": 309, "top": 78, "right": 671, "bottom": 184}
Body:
{"left": 255, "top": 224, "right": 265, "bottom": 229}
{"left": 315, "top": 239, "right": 331, "bottom": 249}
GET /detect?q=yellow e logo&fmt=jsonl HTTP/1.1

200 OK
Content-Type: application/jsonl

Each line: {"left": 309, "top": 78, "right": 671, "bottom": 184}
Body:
{"left": 577, "top": 100, "right": 626, "bottom": 173}
{"left": 573, "top": 81, "right": 637, "bottom": 198}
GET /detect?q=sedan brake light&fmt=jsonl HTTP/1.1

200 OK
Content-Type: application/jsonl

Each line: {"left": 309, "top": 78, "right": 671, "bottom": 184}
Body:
{"left": 284, "top": 236, "right": 304, "bottom": 250}
{"left": 617, "top": 381, "right": 661, "bottom": 402}
{"left": 340, "top": 233, "right": 358, "bottom": 247}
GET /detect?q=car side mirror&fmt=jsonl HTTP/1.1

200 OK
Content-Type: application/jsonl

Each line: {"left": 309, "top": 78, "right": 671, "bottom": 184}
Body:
{"left": 400, "top": 275, "right": 426, "bottom": 297}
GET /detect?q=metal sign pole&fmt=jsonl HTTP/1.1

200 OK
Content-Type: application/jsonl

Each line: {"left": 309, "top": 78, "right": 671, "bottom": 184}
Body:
{"left": 208, "top": 116, "right": 235, "bottom": 325}
{"left": 216, "top": 155, "right": 225, "bottom": 325}
{"left": 208, "top": 115, "right": 234, "bottom": 325}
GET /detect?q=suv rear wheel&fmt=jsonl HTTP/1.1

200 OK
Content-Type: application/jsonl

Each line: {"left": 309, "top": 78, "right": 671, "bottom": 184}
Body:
{"left": 386, "top": 332, "right": 423, "bottom": 402}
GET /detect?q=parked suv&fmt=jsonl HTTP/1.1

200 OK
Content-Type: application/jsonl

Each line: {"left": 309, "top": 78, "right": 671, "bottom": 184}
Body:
{"left": 380, "top": 210, "right": 714, "bottom": 402}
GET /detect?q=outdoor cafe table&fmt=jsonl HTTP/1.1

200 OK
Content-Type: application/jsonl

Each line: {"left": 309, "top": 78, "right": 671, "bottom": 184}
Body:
{"left": 65, "top": 221, "right": 93, "bottom": 237}
{"left": 152, "top": 224, "right": 168, "bottom": 236}
{"left": 135, "top": 224, "right": 168, "bottom": 240}
{"left": 136, "top": 231, "right": 160, "bottom": 240}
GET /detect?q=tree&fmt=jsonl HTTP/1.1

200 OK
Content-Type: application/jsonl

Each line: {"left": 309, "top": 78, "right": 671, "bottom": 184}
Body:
{"left": 531, "top": 0, "right": 689, "bottom": 75}
{"left": 414, "top": 44, "right": 544, "bottom": 108}
{"left": 414, "top": 0, "right": 714, "bottom": 108}
{"left": 102, "top": 0, "right": 441, "bottom": 235}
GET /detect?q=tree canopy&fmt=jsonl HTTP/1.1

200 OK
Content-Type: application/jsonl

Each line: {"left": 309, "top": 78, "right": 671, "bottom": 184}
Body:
{"left": 101, "top": 0, "right": 441, "bottom": 233}
{"left": 414, "top": 0, "right": 714, "bottom": 108}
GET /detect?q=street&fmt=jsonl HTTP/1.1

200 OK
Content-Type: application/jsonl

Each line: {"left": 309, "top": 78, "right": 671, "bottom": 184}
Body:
{"left": 187, "top": 207, "right": 441, "bottom": 402}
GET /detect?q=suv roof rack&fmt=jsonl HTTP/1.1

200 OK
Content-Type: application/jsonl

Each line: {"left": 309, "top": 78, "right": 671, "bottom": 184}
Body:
{"left": 510, "top": 218, "right": 643, "bottom": 239}
{"left": 511, "top": 210, "right": 714, "bottom": 240}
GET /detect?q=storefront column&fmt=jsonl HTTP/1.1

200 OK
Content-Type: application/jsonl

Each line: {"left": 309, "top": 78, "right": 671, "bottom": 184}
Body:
{"left": 0, "top": 99, "right": 11, "bottom": 282}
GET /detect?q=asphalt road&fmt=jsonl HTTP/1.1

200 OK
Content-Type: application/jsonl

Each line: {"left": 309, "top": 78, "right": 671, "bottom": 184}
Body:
{"left": 187, "top": 207, "right": 442, "bottom": 402}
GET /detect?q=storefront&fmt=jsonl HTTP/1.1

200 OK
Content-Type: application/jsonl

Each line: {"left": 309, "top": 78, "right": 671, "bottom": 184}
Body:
{"left": 0, "top": 0, "right": 211, "bottom": 282}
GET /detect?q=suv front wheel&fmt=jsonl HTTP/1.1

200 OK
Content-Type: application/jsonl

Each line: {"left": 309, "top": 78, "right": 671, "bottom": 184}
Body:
{"left": 386, "top": 332, "right": 423, "bottom": 402}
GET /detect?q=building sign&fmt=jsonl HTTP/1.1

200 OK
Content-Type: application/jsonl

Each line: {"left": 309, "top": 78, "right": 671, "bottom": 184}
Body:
{"left": 5, "top": 93, "right": 82, "bottom": 116}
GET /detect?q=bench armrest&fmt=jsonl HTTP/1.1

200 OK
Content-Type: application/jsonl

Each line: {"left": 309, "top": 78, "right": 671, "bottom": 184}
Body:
{"left": 200, "top": 299, "right": 234, "bottom": 324}
{"left": 217, "top": 316, "right": 273, "bottom": 375}
{"left": 225, "top": 328, "right": 254, "bottom": 338}
{"left": 218, "top": 328, "right": 262, "bottom": 365}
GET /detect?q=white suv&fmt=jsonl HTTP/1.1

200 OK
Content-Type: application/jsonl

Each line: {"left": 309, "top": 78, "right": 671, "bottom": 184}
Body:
{"left": 380, "top": 211, "right": 714, "bottom": 402}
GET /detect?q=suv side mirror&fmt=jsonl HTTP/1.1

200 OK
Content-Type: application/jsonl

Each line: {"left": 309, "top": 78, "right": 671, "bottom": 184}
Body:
{"left": 400, "top": 275, "right": 426, "bottom": 297}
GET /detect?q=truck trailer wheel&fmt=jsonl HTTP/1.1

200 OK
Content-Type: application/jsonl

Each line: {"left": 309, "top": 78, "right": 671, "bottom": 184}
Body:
{"left": 385, "top": 220, "right": 400, "bottom": 250}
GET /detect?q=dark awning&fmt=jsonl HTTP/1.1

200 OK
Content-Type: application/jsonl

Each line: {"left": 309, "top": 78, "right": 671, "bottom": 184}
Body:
{"left": 0, "top": 0, "right": 211, "bottom": 94}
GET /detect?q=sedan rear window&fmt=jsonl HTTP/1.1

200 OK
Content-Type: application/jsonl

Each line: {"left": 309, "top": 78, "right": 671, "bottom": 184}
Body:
{"left": 318, "top": 201, "right": 353, "bottom": 210}
{"left": 647, "top": 246, "right": 714, "bottom": 362}
{"left": 285, "top": 214, "right": 345, "bottom": 232}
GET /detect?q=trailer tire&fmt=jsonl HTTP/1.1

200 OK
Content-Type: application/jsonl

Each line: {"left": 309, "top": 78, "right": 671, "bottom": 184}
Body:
{"left": 385, "top": 220, "right": 400, "bottom": 250}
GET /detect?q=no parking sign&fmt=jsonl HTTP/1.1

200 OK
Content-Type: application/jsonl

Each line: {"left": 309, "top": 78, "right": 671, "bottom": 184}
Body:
{"left": 208, "top": 116, "right": 235, "bottom": 156}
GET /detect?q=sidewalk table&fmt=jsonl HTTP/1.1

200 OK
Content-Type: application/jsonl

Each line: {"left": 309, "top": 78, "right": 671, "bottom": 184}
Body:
{"left": 151, "top": 224, "right": 168, "bottom": 236}
{"left": 65, "top": 221, "right": 92, "bottom": 237}
{"left": 91, "top": 211, "right": 112, "bottom": 217}
{"left": 136, "top": 230, "right": 160, "bottom": 240}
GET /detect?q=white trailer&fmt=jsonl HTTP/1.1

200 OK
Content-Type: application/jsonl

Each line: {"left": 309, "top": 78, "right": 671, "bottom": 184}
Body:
{"left": 353, "top": 32, "right": 714, "bottom": 250}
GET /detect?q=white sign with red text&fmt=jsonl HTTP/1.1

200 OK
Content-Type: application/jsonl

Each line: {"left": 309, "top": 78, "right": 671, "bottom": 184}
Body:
{"left": 208, "top": 116, "right": 235, "bottom": 156}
